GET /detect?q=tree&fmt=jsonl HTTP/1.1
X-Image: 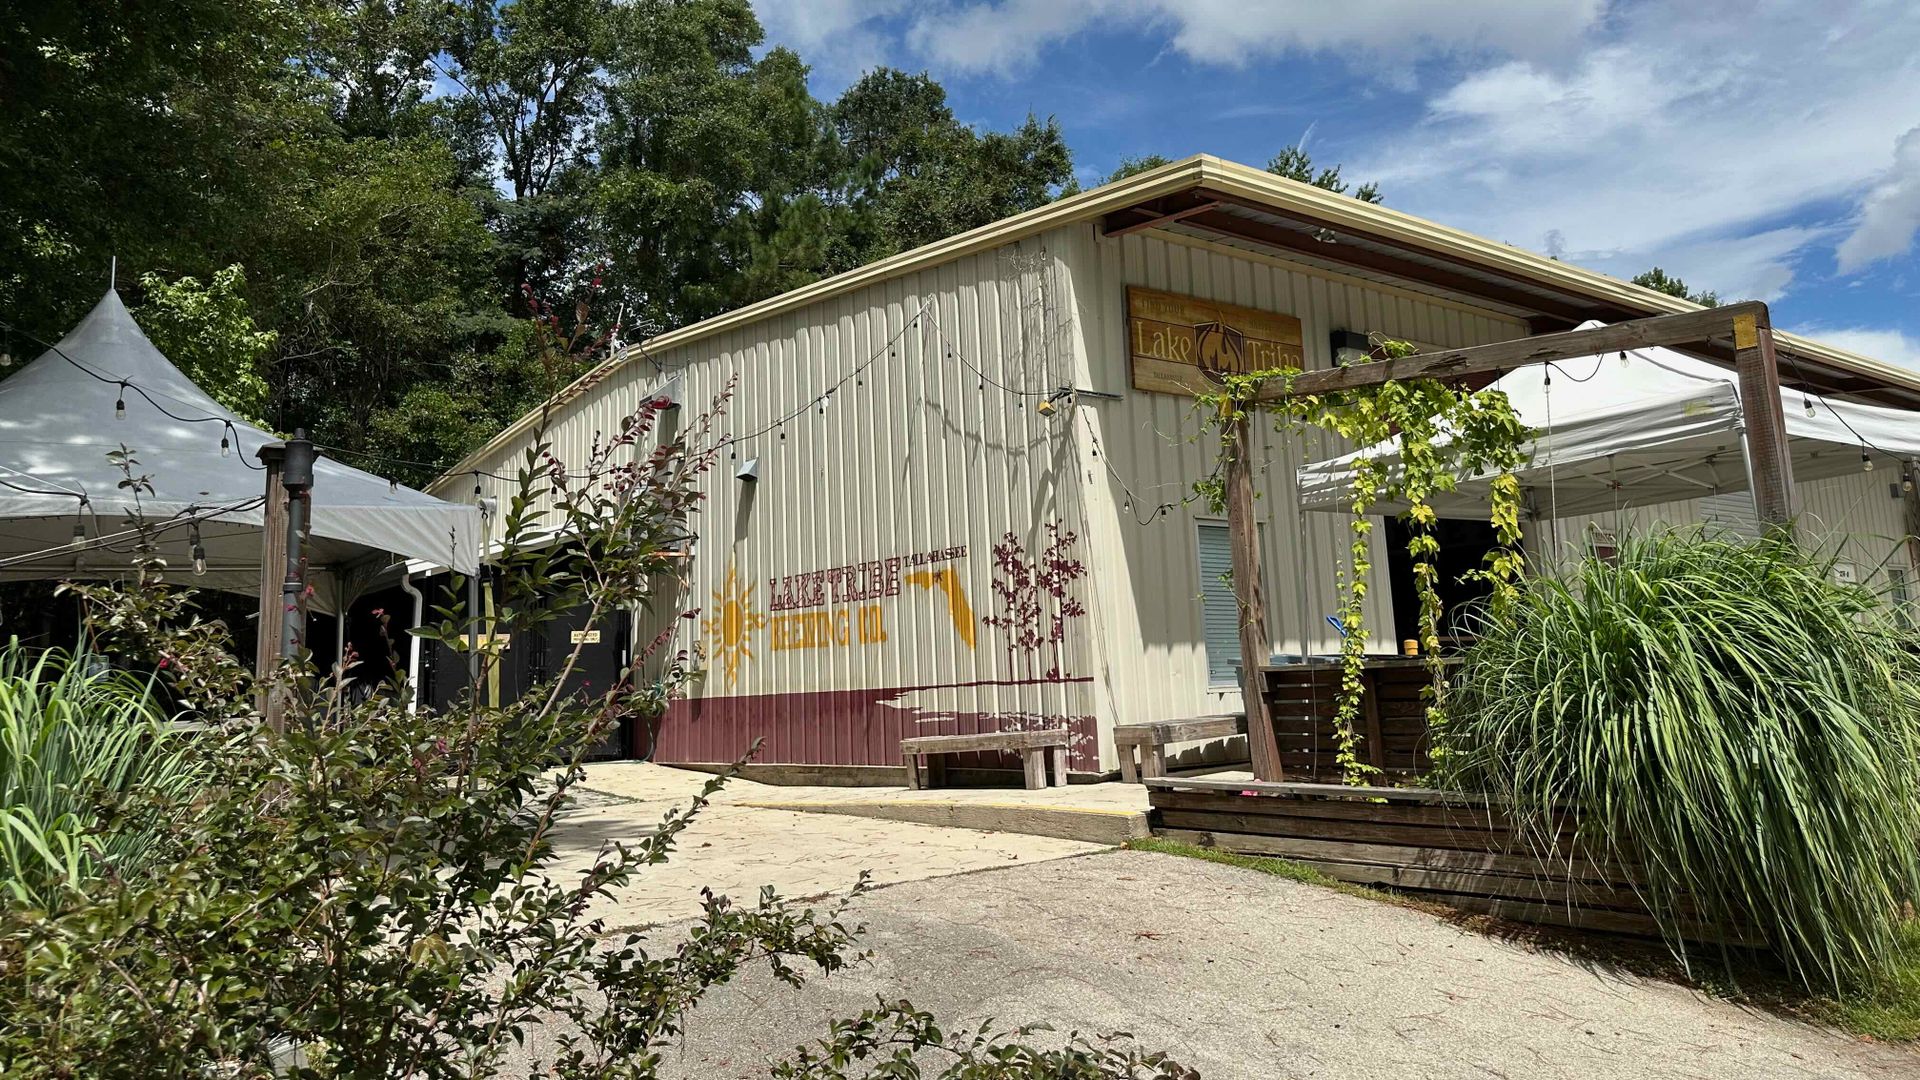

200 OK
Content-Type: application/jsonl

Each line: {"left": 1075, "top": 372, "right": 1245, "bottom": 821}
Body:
{"left": 0, "top": 0, "right": 1085, "bottom": 490}
{"left": 133, "top": 266, "right": 276, "bottom": 424}
{"left": 828, "top": 69, "right": 1076, "bottom": 260}
{"left": 1268, "top": 144, "right": 1382, "bottom": 203}
{"left": 594, "top": 0, "right": 837, "bottom": 328}
{"left": 0, "top": 0, "right": 319, "bottom": 339}
{"left": 1106, "top": 154, "right": 1176, "bottom": 183}
{"left": 1631, "top": 267, "right": 1721, "bottom": 307}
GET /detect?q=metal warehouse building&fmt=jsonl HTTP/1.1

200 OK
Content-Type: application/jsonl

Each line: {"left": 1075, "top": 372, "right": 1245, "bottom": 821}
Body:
{"left": 428, "top": 155, "right": 1920, "bottom": 781}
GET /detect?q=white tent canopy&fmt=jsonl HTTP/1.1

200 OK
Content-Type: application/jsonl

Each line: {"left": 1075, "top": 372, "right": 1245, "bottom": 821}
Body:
{"left": 0, "top": 292, "right": 481, "bottom": 607}
{"left": 1296, "top": 322, "right": 1920, "bottom": 520}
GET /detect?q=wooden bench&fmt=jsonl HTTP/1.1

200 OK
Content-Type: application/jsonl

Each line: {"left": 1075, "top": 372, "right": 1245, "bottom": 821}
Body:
{"left": 901, "top": 728, "right": 1069, "bottom": 790}
{"left": 1113, "top": 713, "right": 1247, "bottom": 784}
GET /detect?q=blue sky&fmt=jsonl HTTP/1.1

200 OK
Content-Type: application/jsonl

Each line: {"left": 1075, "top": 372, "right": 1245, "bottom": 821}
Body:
{"left": 752, "top": 0, "right": 1920, "bottom": 368}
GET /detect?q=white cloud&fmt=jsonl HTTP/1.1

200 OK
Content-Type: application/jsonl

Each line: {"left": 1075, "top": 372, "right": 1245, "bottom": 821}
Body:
{"left": 901, "top": 0, "right": 1601, "bottom": 76}
{"left": 751, "top": 0, "right": 909, "bottom": 88}
{"left": 1801, "top": 326, "right": 1920, "bottom": 370}
{"left": 1580, "top": 226, "right": 1831, "bottom": 304}
{"left": 1836, "top": 126, "right": 1920, "bottom": 273}
{"left": 1351, "top": 2, "right": 1920, "bottom": 299}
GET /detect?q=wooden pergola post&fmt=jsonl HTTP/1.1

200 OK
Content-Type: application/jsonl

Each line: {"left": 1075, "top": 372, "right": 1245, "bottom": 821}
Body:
{"left": 1732, "top": 310, "right": 1797, "bottom": 528}
{"left": 1224, "top": 301, "right": 1802, "bottom": 780}
{"left": 1223, "top": 409, "right": 1282, "bottom": 780}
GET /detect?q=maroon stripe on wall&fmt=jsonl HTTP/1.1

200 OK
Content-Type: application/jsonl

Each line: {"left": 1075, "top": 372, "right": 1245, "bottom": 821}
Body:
{"left": 644, "top": 678, "right": 1098, "bottom": 773}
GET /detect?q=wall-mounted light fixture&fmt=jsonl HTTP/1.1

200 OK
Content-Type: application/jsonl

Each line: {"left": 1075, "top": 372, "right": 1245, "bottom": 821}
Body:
{"left": 1329, "top": 329, "right": 1371, "bottom": 366}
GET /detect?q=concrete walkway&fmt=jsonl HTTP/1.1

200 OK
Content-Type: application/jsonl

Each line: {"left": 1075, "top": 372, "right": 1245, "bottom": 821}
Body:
{"left": 549, "top": 762, "right": 1106, "bottom": 925}
{"left": 653, "top": 850, "right": 1916, "bottom": 1080}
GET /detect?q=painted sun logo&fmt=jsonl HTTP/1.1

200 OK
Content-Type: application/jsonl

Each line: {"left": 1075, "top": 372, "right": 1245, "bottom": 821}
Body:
{"left": 700, "top": 562, "right": 766, "bottom": 688}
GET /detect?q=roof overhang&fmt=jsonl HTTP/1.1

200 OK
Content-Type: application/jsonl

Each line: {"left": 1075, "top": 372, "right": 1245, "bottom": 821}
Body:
{"left": 434, "top": 155, "right": 1920, "bottom": 491}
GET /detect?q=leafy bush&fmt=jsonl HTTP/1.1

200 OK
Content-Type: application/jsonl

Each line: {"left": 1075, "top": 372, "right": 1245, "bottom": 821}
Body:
{"left": 1439, "top": 529, "right": 1920, "bottom": 992}
{"left": 0, "top": 316, "right": 1183, "bottom": 1078}
{"left": 0, "top": 644, "right": 197, "bottom": 906}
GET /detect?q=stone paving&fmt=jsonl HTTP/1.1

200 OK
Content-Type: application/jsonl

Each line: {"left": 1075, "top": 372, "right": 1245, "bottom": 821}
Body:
{"left": 548, "top": 762, "right": 1107, "bottom": 926}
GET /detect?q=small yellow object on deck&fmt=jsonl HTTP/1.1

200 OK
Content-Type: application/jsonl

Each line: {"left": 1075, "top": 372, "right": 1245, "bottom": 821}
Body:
{"left": 1402, "top": 638, "right": 1419, "bottom": 657}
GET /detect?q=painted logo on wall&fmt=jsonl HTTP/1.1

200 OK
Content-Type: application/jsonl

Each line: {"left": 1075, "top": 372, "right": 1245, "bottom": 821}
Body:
{"left": 701, "top": 562, "right": 767, "bottom": 688}
{"left": 699, "top": 526, "right": 1090, "bottom": 690}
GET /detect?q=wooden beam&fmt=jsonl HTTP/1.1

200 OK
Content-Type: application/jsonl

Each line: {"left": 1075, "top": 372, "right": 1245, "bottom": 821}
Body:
{"left": 1262, "top": 302, "right": 1767, "bottom": 399}
{"left": 1223, "top": 410, "right": 1282, "bottom": 781}
{"left": 1735, "top": 314, "right": 1797, "bottom": 528}
{"left": 1176, "top": 208, "right": 1600, "bottom": 323}
{"left": 1103, "top": 199, "right": 1223, "bottom": 239}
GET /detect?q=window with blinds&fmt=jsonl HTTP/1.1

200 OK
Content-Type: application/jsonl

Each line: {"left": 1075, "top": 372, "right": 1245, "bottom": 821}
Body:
{"left": 1196, "top": 522, "right": 1241, "bottom": 687}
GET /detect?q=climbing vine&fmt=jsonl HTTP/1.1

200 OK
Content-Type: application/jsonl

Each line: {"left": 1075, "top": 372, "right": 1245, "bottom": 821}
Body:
{"left": 1196, "top": 341, "right": 1528, "bottom": 784}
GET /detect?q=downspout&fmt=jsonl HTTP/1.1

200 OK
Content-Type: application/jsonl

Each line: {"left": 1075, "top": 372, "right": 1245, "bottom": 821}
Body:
{"left": 400, "top": 569, "right": 424, "bottom": 714}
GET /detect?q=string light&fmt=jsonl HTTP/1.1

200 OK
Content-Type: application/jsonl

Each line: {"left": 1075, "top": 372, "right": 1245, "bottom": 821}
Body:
{"left": 114, "top": 383, "right": 126, "bottom": 421}
{"left": 1805, "top": 395, "right": 1817, "bottom": 418}
{"left": 1862, "top": 449, "right": 1874, "bottom": 472}
{"left": 190, "top": 523, "right": 207, "bottom": 577}
{"left": 70, "top": 521, "right": 84, "bottom": 547}
{"left": 1617, "top": 350, "right": 1628, "bottom": 368}
{"left": 1903, "top": 468, "right": 1914, "bottom": 494}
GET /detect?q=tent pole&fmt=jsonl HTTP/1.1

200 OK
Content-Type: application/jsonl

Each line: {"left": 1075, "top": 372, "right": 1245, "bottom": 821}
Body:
{"left": 467, "top": 569, "right": 481, "bottom": 687}
{"left": 400, "top": 570, "right": 424, "bottom": 715}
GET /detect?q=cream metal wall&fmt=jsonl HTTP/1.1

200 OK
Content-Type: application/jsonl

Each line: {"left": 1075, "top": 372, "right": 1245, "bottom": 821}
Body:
{"left": 1533, "top": 467, "right": 1916, "bottom": 597}
{"left": 455, "top": 230, "right": 1107, "bottom": 767}
{"left": 451, "top": 223, "right": 1536, "bottom": 771}
{"left": 1060, "top": 227, "right": 1531, "bottom": 742}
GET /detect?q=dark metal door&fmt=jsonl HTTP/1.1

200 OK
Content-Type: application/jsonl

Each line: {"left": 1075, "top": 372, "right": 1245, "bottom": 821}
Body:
{"left": 534, "top": 605, "right": 629, "bottom": 761}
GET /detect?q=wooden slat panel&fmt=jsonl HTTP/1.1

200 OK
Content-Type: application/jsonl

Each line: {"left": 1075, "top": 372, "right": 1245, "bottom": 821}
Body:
{"left": 1152, "top": 829, "right": 1625, "bottom": 886}
{"left": 1151, "top": 789, "right": 1529, "bottom": 832}
{"left": 1146, "top": 776, "right": 1497, "bottom": 804}
{"left": 1156, "top": 808, "right": 1532, "bottom": 852}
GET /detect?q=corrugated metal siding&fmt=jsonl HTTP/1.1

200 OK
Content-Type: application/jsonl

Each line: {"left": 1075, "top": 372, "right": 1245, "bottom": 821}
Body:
{"left": 1061, "top": 227, "right": 1531, "bottom": 747}
{"left": 461, "top": 231, "right": 1104, "bottom": 770}
{"left": 1535, "top": 468, "right": 1913, "bottom": 589}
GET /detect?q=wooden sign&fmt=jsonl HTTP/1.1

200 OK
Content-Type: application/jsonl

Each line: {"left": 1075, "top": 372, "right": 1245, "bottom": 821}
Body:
{"left": 1126, "top": 286, "right": 1304, "bottom": 396}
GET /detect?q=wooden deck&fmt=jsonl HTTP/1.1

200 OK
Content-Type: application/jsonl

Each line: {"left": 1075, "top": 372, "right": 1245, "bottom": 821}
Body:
{"left": 1146, "top": 776, "right": 1740, "bottom": 942}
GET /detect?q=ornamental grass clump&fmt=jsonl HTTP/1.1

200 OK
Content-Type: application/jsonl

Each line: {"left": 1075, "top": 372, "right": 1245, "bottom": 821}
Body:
{"left": 0, "top": 644, "right": 197, "bottom": 907}
{"left": 1439, "top": 529, "right": 1920, "bottom": 993}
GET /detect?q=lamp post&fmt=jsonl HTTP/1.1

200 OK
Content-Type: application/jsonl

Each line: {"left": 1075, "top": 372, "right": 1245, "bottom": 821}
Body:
{"left": 277, "top": 430, "right": 317, "bottom": 662}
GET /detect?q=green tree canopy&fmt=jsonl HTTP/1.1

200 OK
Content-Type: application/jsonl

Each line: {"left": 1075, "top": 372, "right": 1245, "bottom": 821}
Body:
{"left": 0, "top": 1, "right": 1077, "bottom": 486}
{"left": 1631, "top": 266, "right": 1721, "bottom": 307}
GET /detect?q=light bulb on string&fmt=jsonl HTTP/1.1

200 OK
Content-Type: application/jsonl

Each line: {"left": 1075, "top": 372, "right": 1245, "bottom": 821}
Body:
{"left": 1904, "top": 470, "right": 1914, "bottom": 494}
{"left": 114, "top": 383, "right": 127, "bottom": 421}
{"left": 219, "top": 425, "right": 232, "bottom": 458}
{"left": 69, "top": 520, "right": 84, "bottom": 547}
{"left": 1617, "top": 350, "right": 1628, "bottom": 368}
{"left": 1862, "top": 449, "right": 1874, "bottom": 472}
{"left": 190, "top": 523, "right": 207, "bottom": 577}
{"left": 1805, "top": 396, "right": 1817, "bottom": 418}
